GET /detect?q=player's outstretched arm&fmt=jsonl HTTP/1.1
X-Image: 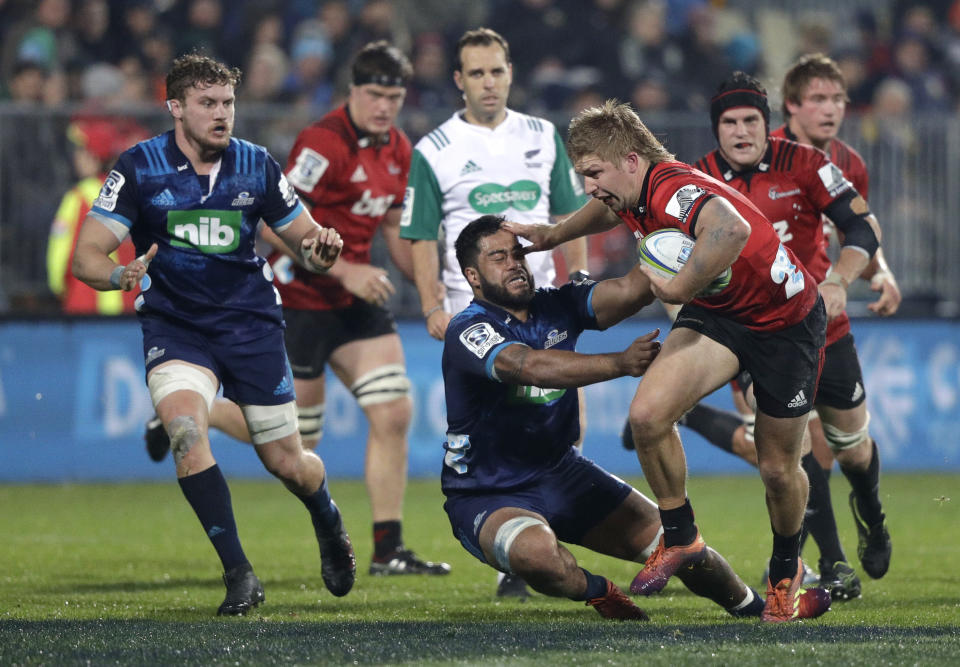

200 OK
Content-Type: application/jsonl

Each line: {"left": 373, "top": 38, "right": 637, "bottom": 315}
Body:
{"left": 862, "top": 247, "right": 901, "bottom": 316}
{"left": 505, "top": 199, "right": 619, "bottom": 254}
{"left": 590, "top": 262, "right": 657, "bottom": 329}
{"left": 72, "top": 215, "right": 156, "bottom": 291}
{"left": 381, "top": 208, "right": 415, "bottom": 282}
{"left": 493, "top": 331, "right": 660, "bottom": 389}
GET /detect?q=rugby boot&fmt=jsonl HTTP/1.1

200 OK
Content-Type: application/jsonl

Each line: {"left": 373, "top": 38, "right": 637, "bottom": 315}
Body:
{"left": 850, "top": 491, "right": 891, "bottom": 579}
{"left": 818, "top": 559, "right": 862, "bottom": 601}
{"left": 586, "top": 579, "right": 650, "bottom": 620}
{"left": 316, "top": 503, "right": 356, "bottom": 597}
{"left": 369, "top": 548, "right": 451, "bottom": 576}
{"left": 217, "top": 563, "right": 264, "bottom": 616}
{"left": 495, "top": 573, "right": 531, "bottom": 599}
{"left": 630, "top": 532, "right": 707, "bottom": 595}
{"left": 145, "top": 415, "right": 171, "bottom": 462}
{"left": 762, "top": 559, "right": 830, "bottom": 622}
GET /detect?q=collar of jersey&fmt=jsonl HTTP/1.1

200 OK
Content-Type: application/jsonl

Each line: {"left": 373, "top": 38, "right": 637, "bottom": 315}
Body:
{"left": 343, "top": 104, "right": 390, "bottom": 148}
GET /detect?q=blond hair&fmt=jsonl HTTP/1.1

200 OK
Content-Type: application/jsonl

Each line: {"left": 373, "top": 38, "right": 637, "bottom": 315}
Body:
{"left": 567, "top": 99, "right": 674, "bottom": 166}
{"left": 781, "top": 53, "right": 848, "bottom": 117}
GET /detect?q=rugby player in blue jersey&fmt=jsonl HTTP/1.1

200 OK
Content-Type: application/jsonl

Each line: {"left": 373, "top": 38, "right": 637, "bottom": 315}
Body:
{"left": 440, "top": 214, "right": 781, "bottom": 620}
{"left": 72, "top": 54, "right": 355, "bottom": 615}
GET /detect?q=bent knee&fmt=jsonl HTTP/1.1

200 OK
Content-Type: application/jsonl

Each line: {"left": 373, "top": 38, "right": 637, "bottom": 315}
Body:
{"left": 168, "top": 416, "right": 202, "bottom": 464}
{"left": 628, "top": 402, "right": 675, "bottom": 446}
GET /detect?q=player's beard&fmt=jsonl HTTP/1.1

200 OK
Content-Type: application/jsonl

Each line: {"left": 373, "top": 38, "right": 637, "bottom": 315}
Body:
{"left": 478, "top": 270, "right": 535, "bottom": 310}
{"left": 184, "top": 118, "right": 232, "bottom": 156}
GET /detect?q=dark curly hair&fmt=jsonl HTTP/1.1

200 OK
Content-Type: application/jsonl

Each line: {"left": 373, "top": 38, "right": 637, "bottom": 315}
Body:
{"left": 166, "top": 53, "right": 241, "bottom": 102}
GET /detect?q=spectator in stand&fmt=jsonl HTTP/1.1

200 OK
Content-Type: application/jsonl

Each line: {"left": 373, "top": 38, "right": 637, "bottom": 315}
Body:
{"left": 282, "top": 22, "right": 334, "bottom": 110}
{"left": 677, "top": 4, "right": 732, "bottom": 110}
{"left": 0, "top": 0, "right": 75, "bottom": 84}
{"left": 174, "top": 0, "right": 227, "bottom": 62}
{"left": 891, "top": 33, "right": 952, "bottom": 111}
{"left": 47, "top": 119, "right": 143, "bottom": 314}
{"left": 73, "top": 0, "right": 117, "bottom": 66}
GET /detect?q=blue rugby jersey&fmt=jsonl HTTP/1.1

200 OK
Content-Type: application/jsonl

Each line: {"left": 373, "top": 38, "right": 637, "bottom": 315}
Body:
{"left": 90, "top": 130, "right": 303, "bottom": 338}
{"left": 441, "top": 281, "right": 601, "bottom": 492}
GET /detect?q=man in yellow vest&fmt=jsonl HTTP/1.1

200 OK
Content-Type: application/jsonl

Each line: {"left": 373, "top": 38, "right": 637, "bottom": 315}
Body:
{"left": 48, "top": 119, "right": 143, "bottom": 314}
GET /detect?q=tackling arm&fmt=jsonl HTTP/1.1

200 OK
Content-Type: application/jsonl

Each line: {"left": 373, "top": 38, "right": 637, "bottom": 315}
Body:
{"left": 589, "top": 262, "right": 657, "bottom": 328}
{"left": 493, "top": 331, "right": 660, "bottom": 389}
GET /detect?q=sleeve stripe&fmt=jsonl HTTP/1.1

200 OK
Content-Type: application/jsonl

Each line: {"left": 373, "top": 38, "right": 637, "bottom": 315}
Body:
{"left": 267, "top": 201, "right": 304, "bottom": 230}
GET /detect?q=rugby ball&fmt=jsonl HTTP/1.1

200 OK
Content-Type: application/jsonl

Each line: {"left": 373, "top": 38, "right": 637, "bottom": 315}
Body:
{"left": 637, "top": 228, "right": 731, "bottom": 296}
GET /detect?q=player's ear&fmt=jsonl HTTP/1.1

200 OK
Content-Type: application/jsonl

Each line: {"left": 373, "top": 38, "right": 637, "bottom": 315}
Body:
{"left": 167, "top": 99, "right": 181, "bottom": 119}
{"left": 464, "top": 266, "right": 481, "bottom": 289}
{"left": 453, "top": 69, "right": 464, "bottom": 92}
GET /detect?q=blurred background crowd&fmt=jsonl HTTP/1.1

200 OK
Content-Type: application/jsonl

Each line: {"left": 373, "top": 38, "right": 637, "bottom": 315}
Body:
{"left": 1, "top": 0, "right": 958, "bottom": 317}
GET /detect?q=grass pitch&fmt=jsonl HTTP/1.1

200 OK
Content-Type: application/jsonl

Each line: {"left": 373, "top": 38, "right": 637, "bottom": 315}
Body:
{"left": 1, "top": 472, "right": 957, "bottom": 665}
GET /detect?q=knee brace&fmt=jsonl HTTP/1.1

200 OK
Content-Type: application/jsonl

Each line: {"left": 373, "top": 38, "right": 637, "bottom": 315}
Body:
{"left": 492, "top": 516, "right": 545, "bottom": 574}
{"left": 147, "top": 364, "right": 217, "bottom": 411}
{"left": 241, "top": 401, "right": 299, "bottom": 445}
{"left": 350, "top": 363, "right": 411, "bottom": 407}
{"left": 297, "top": 404, "right": 325, "bottom": 442}
{"left": 822, "top": 411, "right": 871, "bottom": 453}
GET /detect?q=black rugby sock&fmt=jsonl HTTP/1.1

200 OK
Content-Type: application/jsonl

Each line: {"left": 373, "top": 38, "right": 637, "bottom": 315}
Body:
{"left": 178, "top": 464, "right": 248, "bottom": 571}
{"left": 677, "top": 403, "right": 741, "bottom": 454}
{"left": 373, "top": 520, "right": 403, "bottom": 558}
{"left": 768, "top": 529, "right": 802, "bottom": 584}
{"left": 571, "top": 567, "right": 608, "bottom": 601}
{"left": 660, "top": 499, "right": 698, "bottom": 548}
{"left": 297, "top": 475, "right": 342, "bottom": 535}
{"left": 841, "top": 440, "right": 884, "bottom": 525}
{"left": 801, "top": 452, "right": 846, "bottom": 564}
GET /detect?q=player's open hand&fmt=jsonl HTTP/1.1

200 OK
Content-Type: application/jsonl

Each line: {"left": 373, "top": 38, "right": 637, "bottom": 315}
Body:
{"left": 119, "top": 243, "right": 157, "bottom": 291}
{"left": 341, "top": 262, "right": 395, "bottom": 306}
{"left": 502, "top": 221, "right": 556, "bottom": 253}
{"left": 302, "top": 226, "right": 343, "bottom": 273}
{"left": 619, "top": 329, "right": 661, "bottom": 377}
{"left": 867, "top": 270, "right": 901, "bottom": 316}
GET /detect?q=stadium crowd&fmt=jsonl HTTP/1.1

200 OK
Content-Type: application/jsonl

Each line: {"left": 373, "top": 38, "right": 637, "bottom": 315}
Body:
{"left": 0, "top": 0, "right": 957, "bottom": 314}
{"left": 4, "top": 0, "right": 960, "bottom": 117}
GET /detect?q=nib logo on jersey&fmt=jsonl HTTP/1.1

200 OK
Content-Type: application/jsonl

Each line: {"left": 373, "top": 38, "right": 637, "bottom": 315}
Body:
{"left": 469, "top": 181, "right": 541, "bottom": 214}
{"left": 167, "top": 209, "right": 242, "bottom": 254}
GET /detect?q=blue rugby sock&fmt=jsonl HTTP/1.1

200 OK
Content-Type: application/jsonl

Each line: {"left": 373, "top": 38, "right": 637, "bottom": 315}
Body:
{"left": 571, "top": 567, "right": 608, "bottom": 601}
{"left": 297, "top": 475, "right": 341, "bottom": 534}
{"left": 178, "top": 465, "right": 248, "bottom": 571}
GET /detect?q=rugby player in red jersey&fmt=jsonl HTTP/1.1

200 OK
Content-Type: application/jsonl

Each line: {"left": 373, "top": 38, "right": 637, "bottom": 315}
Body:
{"left": 680, "top": 72, "right": 891, "bottom": 599}
{"left": 507, "top": 100, "right": 832, "bottom": 622}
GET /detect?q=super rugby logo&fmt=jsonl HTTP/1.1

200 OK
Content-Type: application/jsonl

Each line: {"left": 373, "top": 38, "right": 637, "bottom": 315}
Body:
{"left": 469, "top": 181, "right": 542, "bottom": 214}
{"left": 167, "top": 209, "right": 242, "bottom": 253}
{"left": 543, "top": 329, "right": 568, "bottom": 349}
{"left": 665, "top": 185, "right": 705, "bottom": 223}
{"left": 459, "top": 322, "right": 504, "bottom": 359}
{"left": 94, "top": 170, "right": 125, "bottom": 212}
{"left": 286, "top": 147, "right": 329, "bottom": 191}
{"left": 817, "top": 163, "right": 851, "bottom": 198}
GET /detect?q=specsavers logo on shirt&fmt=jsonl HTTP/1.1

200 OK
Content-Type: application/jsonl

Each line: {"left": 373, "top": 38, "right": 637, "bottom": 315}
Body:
{"left": 168, "top": 209, "right": 242, "bottom": 253}
{"left": 469, "top": 181, "right": 541, "bottom": 213}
